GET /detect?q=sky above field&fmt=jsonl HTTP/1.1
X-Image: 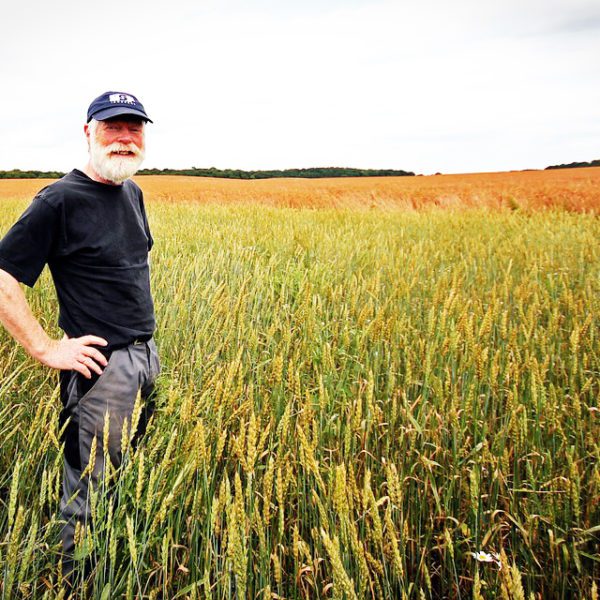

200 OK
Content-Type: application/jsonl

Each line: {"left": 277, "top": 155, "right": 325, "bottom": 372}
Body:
{"left": 1, "top": 0, "right": 599, "bottom": 175}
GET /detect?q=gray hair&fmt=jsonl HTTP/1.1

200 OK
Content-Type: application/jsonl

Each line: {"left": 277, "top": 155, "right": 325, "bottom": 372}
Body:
{"left": 87, "top": 117, "right": 146, "bottom": 137}
{"left": 88, "top": 118, "right": 99, "bottom": 137}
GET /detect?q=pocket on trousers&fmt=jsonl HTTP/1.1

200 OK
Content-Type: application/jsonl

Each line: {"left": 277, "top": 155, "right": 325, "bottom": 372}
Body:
{"left": 77, "top": 350, "right": 116, "bottom": 403}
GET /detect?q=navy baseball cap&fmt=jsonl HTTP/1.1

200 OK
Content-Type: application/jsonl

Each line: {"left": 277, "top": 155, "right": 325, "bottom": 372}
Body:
{"left": 86, "top": 91, "right": 153, "bottom": 123}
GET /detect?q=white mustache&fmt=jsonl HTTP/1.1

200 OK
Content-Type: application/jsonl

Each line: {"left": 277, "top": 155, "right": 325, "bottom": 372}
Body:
{"left": 103, "top": 142, "right": 142, "bottom": 158}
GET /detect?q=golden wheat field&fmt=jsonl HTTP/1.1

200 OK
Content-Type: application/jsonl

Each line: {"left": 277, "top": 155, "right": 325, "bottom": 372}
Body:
{"left": 0, "top": 170, "right": 599, "bottom": 599}
{"left": 1, "top": 166, "right": 599, "bottom": 211}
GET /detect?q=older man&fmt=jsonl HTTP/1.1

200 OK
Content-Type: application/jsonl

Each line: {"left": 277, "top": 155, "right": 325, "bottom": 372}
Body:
{"left": 0, "top": 91, "right": 160, "bottom": 588}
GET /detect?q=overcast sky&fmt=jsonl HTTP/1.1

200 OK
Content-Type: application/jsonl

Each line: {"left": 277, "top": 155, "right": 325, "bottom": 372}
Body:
{"left": 1, "top": 0, "right": 598, "bottom": 174}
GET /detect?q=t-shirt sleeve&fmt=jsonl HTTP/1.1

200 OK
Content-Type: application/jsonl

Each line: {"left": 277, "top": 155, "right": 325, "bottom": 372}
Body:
{"left": 0, "top": 193, "right": 60, "bottom": 287}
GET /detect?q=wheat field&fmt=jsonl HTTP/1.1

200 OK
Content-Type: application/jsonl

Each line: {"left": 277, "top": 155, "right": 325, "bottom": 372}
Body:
{"left": 0, "top": 171, "right": 599, "bottom": 599}
{"left": 2, "top": 166, "right": 599, "bottom": 212}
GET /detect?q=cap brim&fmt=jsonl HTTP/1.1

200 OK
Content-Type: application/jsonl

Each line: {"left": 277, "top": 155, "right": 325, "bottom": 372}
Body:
{"left": 89, "top": 106, "right": 153, "bottom": 123}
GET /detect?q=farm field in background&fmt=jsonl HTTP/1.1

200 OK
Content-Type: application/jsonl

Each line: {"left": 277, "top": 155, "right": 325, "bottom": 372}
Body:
{"left": 0, "top": 175, "right": 598, "bottom": 599}
{"left": 0, "top": 166, "right": 599, "bottom": 211}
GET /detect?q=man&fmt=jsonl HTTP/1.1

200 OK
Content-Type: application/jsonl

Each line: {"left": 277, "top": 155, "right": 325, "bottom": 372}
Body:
{"left": 0, "top": 91, "right": 160, "bottom": 589}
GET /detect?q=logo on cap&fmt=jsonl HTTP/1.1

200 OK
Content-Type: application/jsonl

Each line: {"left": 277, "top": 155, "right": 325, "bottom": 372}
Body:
{"left": 109, "top": 93, "right": 136, "bottom": 105}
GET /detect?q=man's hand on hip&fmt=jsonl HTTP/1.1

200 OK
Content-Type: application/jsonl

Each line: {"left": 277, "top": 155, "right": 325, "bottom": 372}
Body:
{"left": 38, "top": 335, "right": 109, "bottom": 379}
{"left": 0, "top": 269, "right": 108, "bottom": 376}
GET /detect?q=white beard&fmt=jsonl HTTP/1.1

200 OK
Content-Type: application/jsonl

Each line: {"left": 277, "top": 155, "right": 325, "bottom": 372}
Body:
{"left": 89, "top": 133, "right": 145, "bottom": 184}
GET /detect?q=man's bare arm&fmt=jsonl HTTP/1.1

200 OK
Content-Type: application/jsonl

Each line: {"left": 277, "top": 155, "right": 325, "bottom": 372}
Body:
{"left": 0, "top": 268, "right": 108, "bottom": 378}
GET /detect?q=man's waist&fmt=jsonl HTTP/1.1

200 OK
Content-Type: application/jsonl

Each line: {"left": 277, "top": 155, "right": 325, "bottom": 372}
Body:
{"left": 104, "top": 334, "right": 153, "bottom": 353}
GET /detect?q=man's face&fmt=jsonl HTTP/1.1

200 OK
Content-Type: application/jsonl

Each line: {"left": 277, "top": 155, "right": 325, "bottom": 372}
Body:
{"left": 86, "top": 117, "right": 146, "bottom": 184}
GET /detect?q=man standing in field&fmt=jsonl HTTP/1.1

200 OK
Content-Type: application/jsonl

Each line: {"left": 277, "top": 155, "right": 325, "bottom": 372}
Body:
{"left": 0, "top": 91, "right": 160, "bottom": 590}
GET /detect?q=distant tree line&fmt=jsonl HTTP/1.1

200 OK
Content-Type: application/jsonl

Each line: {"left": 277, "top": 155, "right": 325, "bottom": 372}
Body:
{"left": 136, "top": 166, "right": 416, "bottom": 178}
{"left": 546, "top": 159, "right": 600, "bottom": 170}
{"left": 0, "top": 166, "right": 415, "bottom": 180}
{"left": 0, "top": 169, "right": 66, "bottom": 179}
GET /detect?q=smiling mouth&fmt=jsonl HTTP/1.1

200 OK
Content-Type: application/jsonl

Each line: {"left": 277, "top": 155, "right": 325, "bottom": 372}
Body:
{"left": 111, "top": 150, "right": 136, "bottom": 156}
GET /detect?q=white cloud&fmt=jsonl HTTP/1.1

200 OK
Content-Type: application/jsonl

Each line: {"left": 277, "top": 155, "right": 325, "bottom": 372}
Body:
{"left": 0, "top": 0, "right": 598, "bottom": 174}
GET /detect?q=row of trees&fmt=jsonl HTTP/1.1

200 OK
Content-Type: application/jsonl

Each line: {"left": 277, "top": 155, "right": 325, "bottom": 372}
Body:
{"left": 0, "top": 169, "right": 66, "bottom": 179}
{"left": 0, "top": 167, "right": 415, "bottom": 180}
{"left": 546, "top": 159, "right": 600, "bottom": 170}
{"left": 3, "top": 162, "right": 598, "bottom": 179}
{"left": 136, "top": 166, "right": 415, "bottom": 178}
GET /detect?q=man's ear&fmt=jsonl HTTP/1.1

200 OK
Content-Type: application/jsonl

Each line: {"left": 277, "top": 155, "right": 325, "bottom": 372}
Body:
{"left": 84, "top": 123, "right": 91, "bottom": 149}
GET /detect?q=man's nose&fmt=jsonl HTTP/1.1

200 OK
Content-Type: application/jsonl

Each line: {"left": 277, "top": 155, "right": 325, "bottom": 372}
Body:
{"left": 116, "top": 130, "right": 134, "bottom": 144}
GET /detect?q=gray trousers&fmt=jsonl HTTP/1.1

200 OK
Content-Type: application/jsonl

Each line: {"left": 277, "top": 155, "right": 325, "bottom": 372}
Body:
{"left": 58, "top": 337, "right": 160, "bottom": 584}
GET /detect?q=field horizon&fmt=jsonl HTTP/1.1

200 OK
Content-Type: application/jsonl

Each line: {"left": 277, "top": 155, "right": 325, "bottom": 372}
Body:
{"left": 0, "top": 166, "right": 598, "bottom": 213}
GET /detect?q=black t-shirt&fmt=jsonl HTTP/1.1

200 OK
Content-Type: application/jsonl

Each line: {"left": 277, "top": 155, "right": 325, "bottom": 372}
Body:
{"left": 0, "top": 169, "right": 155, "bottom": 350}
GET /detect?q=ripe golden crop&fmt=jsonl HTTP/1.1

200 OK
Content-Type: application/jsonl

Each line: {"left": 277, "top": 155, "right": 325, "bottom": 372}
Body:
{"left": 1, "top": 166, "right": 599, "bottom": 211}
{"left": 0, "top": 172, "right": 598, "bottom": 598}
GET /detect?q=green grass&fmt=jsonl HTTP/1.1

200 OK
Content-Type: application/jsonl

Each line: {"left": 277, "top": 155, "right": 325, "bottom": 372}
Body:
{"left": 0, "top": 200, "right": 599, "bottom": 599}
